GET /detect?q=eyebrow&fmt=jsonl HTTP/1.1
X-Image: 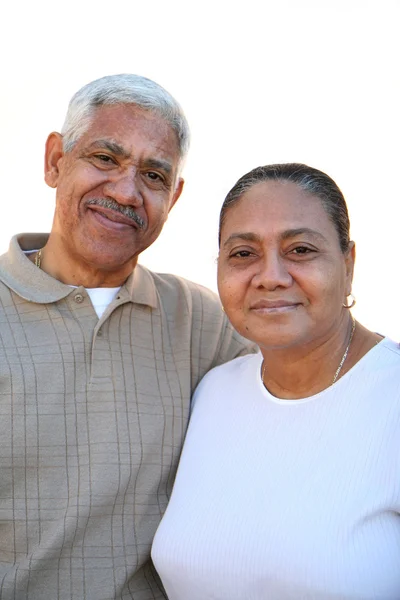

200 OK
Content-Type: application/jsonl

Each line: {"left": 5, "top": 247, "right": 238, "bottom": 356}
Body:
{"left": 223, "top": 232, "right": 262, "bottom": 247}
{"left": 280, "top": 228, "right": 328, "bottom": 243}
{"left": 142, "top": 158, "right": 173, "bottom": 176}
{"left": 223, "top": 228, "right": 328, "bottom": 247}
{"left": 85, "top": 139, "right": 131, "bottom": 159}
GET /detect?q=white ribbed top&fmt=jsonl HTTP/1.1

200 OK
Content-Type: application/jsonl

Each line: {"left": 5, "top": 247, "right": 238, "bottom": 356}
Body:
{"left": 152, "top": 338, "right": 400, "bottom": 599}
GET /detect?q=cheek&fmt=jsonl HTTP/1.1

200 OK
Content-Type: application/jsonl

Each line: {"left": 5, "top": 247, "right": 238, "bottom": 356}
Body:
{"left": 55, "top": 182, "right": 78, "bottom": 216}
{"left": 144, "top": 196, "right": 170, "bottom": 228}
{"left": 57, "top": 164, "right": 104, "bottom": 200}
{"left": 217, "top": 269, "right": 247, "bottom": 311}
{"left": 295, "top": 262, "right": 345, "bottom": 305}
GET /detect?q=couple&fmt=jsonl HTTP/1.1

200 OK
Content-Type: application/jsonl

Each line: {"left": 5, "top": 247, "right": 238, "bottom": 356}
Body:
{"left": 0, "top": 74, "right": 398, "bottom": 600}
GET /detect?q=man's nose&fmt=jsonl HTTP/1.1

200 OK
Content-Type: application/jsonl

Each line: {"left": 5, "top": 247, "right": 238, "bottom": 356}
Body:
{"left": 251, "top": 253, "right": 293, "bottom": 290}
{"left": 103, "top": 172, "right": 144, "bottom": 207}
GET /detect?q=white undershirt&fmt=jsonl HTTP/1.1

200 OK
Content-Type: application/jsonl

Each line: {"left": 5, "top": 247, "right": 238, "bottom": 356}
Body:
{"left": 84, "top": 287, "right": 121, "bottom": 318}
{"left": 24, "top": 250, "right": 121, "bottom": 318}
{"left": 152, "top": 338, "right": 400, "bottom": 600}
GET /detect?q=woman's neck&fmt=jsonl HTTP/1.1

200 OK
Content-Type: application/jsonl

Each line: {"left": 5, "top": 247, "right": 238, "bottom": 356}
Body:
{"left": 260, "top": 319, "right": 382, "bottom": 400}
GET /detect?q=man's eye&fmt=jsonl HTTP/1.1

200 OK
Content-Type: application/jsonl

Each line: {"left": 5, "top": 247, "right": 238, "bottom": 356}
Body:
{"left": 146, "top": 172, "right": 163, "bottom": 181}
{"left": 94, "top": 154, "right": 115, "bottom": 163}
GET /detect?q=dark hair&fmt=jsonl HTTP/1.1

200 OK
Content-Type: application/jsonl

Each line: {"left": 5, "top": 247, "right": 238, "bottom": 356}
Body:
{"left": 218, "top": 163, "right": 350, "bottom": 252}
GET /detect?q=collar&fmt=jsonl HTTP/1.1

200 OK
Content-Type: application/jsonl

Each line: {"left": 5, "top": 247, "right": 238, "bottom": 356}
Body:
{"left": 0, "top": 233, "right": 158, "bottom": 308}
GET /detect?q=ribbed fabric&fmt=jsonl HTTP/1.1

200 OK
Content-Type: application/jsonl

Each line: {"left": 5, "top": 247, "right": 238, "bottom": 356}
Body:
{"left": 0, "top": 234, "right": 253, "bottom": 600}
{"left": 152, "top": 339, "right": 400, "bottom": 599}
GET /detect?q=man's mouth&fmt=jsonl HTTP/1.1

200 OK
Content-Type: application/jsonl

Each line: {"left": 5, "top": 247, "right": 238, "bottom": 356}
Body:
{"left": 86, "top": 199, "right": 145, "bottom": 229}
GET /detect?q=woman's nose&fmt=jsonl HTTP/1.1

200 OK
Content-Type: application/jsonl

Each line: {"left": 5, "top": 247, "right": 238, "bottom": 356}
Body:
{"left": 251, "top": 254, "right": 293, "bottom": 290}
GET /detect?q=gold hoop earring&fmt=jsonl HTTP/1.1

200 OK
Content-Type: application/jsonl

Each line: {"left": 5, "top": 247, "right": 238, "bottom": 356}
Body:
{"left": 343, "top": 293, "right": 356, "bottom": 309}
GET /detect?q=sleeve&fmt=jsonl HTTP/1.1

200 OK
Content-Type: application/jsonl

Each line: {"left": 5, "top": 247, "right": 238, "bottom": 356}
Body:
{"left": 214, "top": 316, "right": 257, "bottom": 365}
{"left": 149, "top": 270, "right": 257, "bottom": 392}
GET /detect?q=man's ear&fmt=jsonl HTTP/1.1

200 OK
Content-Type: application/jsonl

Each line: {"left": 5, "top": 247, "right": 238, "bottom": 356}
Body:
{"left": 44, "top": 132, "right": 64, "bottom": 188}
{"left": 168, "top": 178, "right": 184, "bottom": 212}
{"left": 344, "top": 241, "right": 356, "bottom": 295}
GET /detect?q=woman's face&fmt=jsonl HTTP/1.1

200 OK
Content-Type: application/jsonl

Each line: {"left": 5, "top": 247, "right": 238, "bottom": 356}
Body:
{"left": 217, "top": 180, "right": 355, "bottom": 351}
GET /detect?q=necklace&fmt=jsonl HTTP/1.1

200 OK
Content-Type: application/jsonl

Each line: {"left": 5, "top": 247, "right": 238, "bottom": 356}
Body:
{"left": 331, "top": 316, "right": 356, "bottom": 384}
{"left": 35, "top": 249, "right": 43, "bottom": 269}
{"left": 261, "top": 315, "right": 356, "bottom": 387}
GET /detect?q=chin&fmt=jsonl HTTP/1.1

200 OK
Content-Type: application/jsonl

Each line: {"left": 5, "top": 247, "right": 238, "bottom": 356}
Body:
{"left": 79, "top": 247, "right": 134, "bottom": 270}
{"left": 236, "top": 322, "right": 304, "bottom": 350}
{"left": 78, "top": 232, "right": 130, "bottom": 257}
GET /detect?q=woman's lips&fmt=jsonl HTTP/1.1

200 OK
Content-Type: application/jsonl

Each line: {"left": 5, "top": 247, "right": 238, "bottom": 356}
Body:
{"left": 250, "top": 300, "right": 301, "bottom": 314}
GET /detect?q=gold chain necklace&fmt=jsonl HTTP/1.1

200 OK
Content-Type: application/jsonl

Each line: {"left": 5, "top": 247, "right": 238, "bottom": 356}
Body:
{"left": 34, "top": 249, "right": 43, "bottom": 269}
{"left": 331, "top": 316, "right": 356, "bottom": 384}
{"left": 261, "top": 315, "right": 356, "bottom": 387}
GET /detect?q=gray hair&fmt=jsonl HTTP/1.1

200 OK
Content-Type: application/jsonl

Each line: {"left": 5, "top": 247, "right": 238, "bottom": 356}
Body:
{"left": 61, "top": 74, "right": 190, "bottom": 166}
{"left": 219, "top": 163, "right": 351, "bottom": 253}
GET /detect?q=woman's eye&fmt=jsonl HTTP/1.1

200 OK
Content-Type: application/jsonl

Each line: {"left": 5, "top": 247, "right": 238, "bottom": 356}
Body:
{"left": 290, "top": 246, "right": 313, "bottom": 255}
{"left": 231, "top": 250, "right": 253, "bottom": 258}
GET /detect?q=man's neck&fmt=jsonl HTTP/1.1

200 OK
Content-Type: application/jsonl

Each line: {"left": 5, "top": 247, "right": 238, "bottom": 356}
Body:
{"left": 30, "top": 242, "right": 136, "bottom": 288}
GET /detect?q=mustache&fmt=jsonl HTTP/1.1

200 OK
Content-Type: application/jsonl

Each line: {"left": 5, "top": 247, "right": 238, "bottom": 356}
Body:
{"left": 86, "top": 198, "right": 145, "bottom": 229}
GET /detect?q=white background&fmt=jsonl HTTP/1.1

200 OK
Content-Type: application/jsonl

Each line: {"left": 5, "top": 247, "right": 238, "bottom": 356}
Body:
{"left": 1, "top": 0, "right": 399, "bottom": 338}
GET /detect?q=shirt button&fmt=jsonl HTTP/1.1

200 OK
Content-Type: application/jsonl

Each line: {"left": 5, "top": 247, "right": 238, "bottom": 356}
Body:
{"left": 97, "top": 329, "right": 103, "bottom": 337}
{"left": 74, "top": 294, "right": 84, "bottom": 303}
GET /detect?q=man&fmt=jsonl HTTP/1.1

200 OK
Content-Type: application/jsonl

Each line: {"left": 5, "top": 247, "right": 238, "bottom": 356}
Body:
{"left": 0, "top": 75, "right": 252, "bottom": 599}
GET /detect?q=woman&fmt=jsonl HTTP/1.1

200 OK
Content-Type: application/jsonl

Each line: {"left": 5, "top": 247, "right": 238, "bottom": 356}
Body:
{"left": 151, "top": 163, "right": 400, "bottom": 599}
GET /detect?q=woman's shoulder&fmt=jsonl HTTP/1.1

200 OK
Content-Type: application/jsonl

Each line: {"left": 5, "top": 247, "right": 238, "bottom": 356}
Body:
{"left": 347, "top": 337, "right": 400, "bottom": 401}
{"left": 369, "top": 337, "right": 400, "bottom": 368}
{"left": 199, "top": 352, "right": 262, "bottom": 384}
{"left": 192, "top": 353, "right": 262, "bottom": 401}
{"left": 378, "top": 337, "right": 400, "bottom": 356}
{"left": 190, "top": 352, "right": 262, "bottom": 415}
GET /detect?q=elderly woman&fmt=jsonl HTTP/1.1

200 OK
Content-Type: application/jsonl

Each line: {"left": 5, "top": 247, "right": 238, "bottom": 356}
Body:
{"left": 151, "top": 163, "right": 400, "bottom": 599}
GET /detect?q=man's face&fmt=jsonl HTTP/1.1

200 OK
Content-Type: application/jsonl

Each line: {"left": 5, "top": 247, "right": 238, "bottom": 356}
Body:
{"left": 45, "top": 104, "right": 183, "bottom": 272}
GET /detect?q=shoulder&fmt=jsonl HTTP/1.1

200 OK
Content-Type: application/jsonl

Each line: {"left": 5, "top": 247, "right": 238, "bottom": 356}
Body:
{"left": 145, "top": 268, "right": 223, "bottom": 313}
{"left": 142, "top": 266, "right": 228, "bottom": 334}
{"left": 344, "top": 337, "right": 400, "bottom": 416}
{"left": 141, "top": 264, "right": 250, "bottom": 344}
{"left": 377, "top": 338, "right": 400, "bottom": 359}
{"left": 194, "top": 353, "right": 261, "bottom": 395}
{"left": 363, "top": 338, "right": 400, "bottom": 374}
{"left": 189, "top": 353, "right": 262, "bottom": 418}
{"left": 372, "top": 338, "right": 400, "bottom": 384}
{"left": 136, "top": 266, "right": 257, "bottom": 384}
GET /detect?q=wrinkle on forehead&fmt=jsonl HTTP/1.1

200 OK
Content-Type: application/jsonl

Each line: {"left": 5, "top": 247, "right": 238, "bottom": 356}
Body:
{"left": 78, "top": 104, "right": 180, "bottom": 156}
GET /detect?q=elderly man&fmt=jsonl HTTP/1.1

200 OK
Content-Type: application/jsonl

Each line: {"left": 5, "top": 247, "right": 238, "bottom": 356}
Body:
{"left": 0, "top": 75, "right": 252, "bottom": 600}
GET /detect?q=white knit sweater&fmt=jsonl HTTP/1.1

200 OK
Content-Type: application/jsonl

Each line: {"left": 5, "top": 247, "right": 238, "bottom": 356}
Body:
{"left": 152, "top": 338, "right": 400, "bottom": 599}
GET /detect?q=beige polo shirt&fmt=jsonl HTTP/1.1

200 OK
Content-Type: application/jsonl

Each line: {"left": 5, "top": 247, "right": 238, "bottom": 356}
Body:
{"left": 0, "top": 234, "right": 253, "bottom": 600}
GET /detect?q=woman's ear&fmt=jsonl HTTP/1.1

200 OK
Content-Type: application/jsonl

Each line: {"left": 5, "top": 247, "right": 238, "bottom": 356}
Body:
{"left": 344, "top": 241, "right": 356, "bottom": 294}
